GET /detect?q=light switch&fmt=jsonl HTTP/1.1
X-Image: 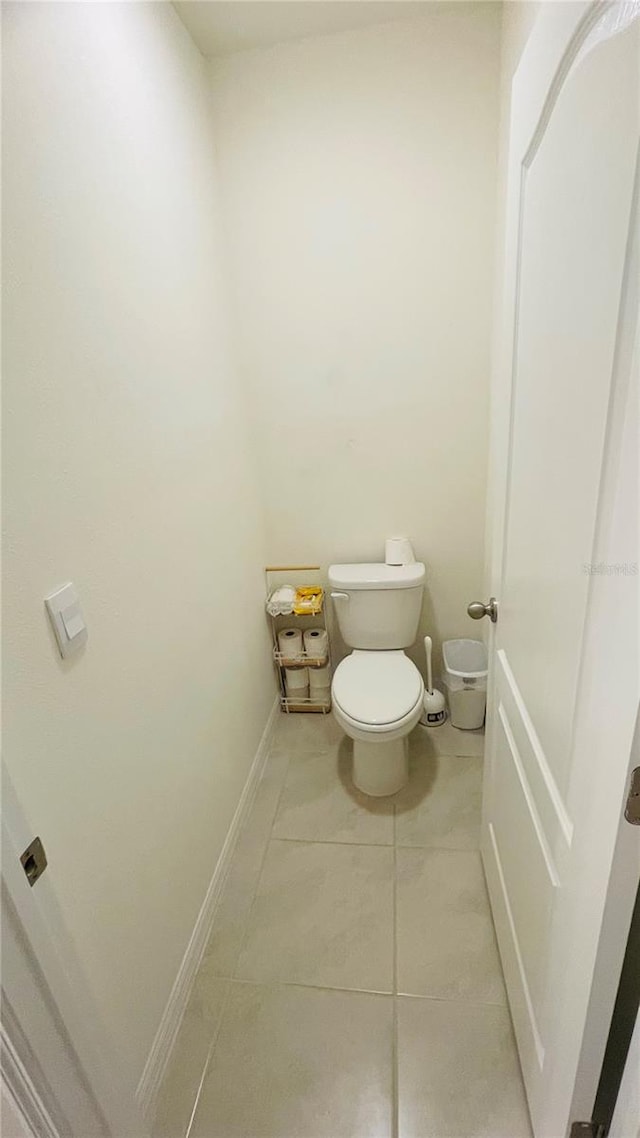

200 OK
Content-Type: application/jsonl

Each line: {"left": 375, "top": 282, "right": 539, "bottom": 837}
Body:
{"left": 61, "top": 602, "right": 84, "bottom": 640}
{"left": 45, "top": 583, "right": 87, "bottom": 658}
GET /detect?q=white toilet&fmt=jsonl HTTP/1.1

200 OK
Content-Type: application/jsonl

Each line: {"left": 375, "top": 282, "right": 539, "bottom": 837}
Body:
{"left": 329, "top": 559, "right": 426, "bottom": 796}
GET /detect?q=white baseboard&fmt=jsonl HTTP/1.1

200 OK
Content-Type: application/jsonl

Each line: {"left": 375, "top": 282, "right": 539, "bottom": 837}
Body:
{"left": 135, "top": 695, "right": 280, "bottom": 1119}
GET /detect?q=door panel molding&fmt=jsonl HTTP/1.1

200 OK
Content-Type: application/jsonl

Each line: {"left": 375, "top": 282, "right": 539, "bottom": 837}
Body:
{"left": 497, "top": 650, "right": 572, "bottom": 848}
{"left": 523, "top": 3, "right": 619, "bottom": 169}
{"left": 485, "top": 822, "right": 546, "bottom": 1076}
{"left": 1, "top": 1007, "right": 62, "bottom": 1138}
{"left": 497, "top": 702, "right": 561, "bottom": 889}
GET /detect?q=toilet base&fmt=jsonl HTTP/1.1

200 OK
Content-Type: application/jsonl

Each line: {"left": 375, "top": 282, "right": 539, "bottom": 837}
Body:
{"left": 353, "top": 736, "right": 408, "bottom": 797}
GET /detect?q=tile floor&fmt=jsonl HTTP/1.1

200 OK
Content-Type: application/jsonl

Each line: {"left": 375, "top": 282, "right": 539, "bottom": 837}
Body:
{"left": 153, "top": 715, "right": 532, "bottom": 1138}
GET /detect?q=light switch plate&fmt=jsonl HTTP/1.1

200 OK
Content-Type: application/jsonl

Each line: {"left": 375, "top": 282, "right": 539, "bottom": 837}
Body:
{"left": 45, "top": 583, "right": 87, "bottom": 658}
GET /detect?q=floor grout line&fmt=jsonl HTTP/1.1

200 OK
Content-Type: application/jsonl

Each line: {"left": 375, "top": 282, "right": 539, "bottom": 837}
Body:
{"left": 270, "top": 835, "right": 395, "bottom": 848}
{"left": 182, "top": 740, "right": 296, "bottom": 1138}
{"left": 181, "top": 739, "right": 297, "bottom": 1135}
{"left": 255, "top": 835, "right": 483, "bottom": 853}
{"left": 392, "top": 993, "right": 399, "bottom": 1138}
{"left": 225, "top": 975, "right": 394, "bottom": 997}
{"left": 173, "top": 737, "right": 290, "bottom": 1138}
{"left": 194, "top": 971, "right": 509, "bottom": 1010}
{"left": 392, "top": 799, "right": 399, "bottom": 1138}
{"left": 229, "top": 741, "right": 295, "bottom": 982}
{"left": 183, "top": 980, "right": 234, "bottom": 1138}
{"left": 268, "top": 835, "right": 482, "bottom": 853}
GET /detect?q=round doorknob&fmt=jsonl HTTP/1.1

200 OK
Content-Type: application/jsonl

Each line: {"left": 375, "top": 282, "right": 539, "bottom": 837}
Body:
{"left": 467, "top": 597, "right": 498, "bottom": 623}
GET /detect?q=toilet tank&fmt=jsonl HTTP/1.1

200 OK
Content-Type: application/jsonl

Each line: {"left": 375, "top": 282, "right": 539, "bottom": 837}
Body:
{"left": 328, "top": 563, "right": 425, "bottom": 650}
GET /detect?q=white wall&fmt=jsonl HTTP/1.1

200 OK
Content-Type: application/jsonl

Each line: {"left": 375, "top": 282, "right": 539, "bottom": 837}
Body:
{"left": 2, "top": 1, "right": 273, "bottom": 1086}
{"left": 209, "top": 4, "right": 501, "bottom": 670}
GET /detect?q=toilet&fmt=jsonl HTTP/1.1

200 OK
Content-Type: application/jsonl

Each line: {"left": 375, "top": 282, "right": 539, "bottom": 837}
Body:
{"left": 329, "top": 559, "right": 426, "bottom": 796}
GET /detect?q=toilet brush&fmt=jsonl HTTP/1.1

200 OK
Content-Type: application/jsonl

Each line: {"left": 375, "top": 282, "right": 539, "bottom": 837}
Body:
{"left": 420, "top": 636, "right": 446, "bottom": 726}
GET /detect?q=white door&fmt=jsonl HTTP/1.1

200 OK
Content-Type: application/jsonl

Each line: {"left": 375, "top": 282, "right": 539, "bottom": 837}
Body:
{"left": 482, "top": 4, "right": 640, "bottom": 1136}
{"left": 2, "top": 894, "right": 108, "bottom": 1138}
{"left": 1, "top": 767, "right": 148, "bottom": 1138}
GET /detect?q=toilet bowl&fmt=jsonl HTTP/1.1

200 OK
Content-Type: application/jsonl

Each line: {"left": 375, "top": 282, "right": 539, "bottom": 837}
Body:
{"left": 332, "top": 650, "right": 424, "bottom": 795}
{"left": 329, "top": 553, "right": 426, "bottom": 797}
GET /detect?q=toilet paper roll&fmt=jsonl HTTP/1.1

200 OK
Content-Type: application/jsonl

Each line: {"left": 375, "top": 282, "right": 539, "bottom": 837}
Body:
{"left": 303, "top": 628, "right": 328, "bottom": 660}
{"left": 287, "top": 687, "right": 309, "bottom": 702}
{"left": 309, "top": 663, "right": 331, "bottom": 690}
{"left": 285, "top": 666, "right": 309, "bottom": 692}
{"left": 385, "top": 536, "right": 416, "bottom": 566}
{"left": 278, "top": 627, "right": 303, "bottom": 661}
{"left": 283, "top": 664, "right": 309, "bottom": 696}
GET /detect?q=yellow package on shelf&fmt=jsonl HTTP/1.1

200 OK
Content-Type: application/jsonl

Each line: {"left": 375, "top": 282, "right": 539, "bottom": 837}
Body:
{"left": 292, "top": 586, "right": 324, "bottom": 616}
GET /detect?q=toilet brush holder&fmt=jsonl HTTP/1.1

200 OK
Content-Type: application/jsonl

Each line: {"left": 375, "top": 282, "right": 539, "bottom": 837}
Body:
{"left": 420, "top": 634, "right": 446, "bottom": 726}
{"left": 420, "top": 687, "right": 447, "bottom": 726}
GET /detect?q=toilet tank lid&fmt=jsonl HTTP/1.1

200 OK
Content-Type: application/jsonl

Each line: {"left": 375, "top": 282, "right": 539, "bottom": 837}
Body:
{"left": 328, "top": 563, "right": 425, "bottom": 591}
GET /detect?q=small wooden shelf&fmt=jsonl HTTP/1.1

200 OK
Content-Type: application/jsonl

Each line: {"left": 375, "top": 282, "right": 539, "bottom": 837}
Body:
{"left": 280, "top": 697, "right": 331, "bottom": 715}
{"left": 273, "top": 650, "right": 329, "bottom": 669}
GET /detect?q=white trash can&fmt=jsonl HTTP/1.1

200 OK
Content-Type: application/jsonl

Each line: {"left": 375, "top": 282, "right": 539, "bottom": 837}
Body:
{"left": 442, "top": 639, "right": 488, "bottom": 730}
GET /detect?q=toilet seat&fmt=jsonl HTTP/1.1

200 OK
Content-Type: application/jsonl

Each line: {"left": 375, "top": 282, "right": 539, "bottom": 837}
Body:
{"left": 332, "top": 650, "right": 424, "bottom": 733}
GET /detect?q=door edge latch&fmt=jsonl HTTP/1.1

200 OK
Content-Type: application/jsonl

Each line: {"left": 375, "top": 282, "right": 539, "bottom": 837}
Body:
{"left": 624, "top": 766, "right": 640, "bottom": 825}
{"left": 20, "top": 836, "right": 48, "bottom": 887}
